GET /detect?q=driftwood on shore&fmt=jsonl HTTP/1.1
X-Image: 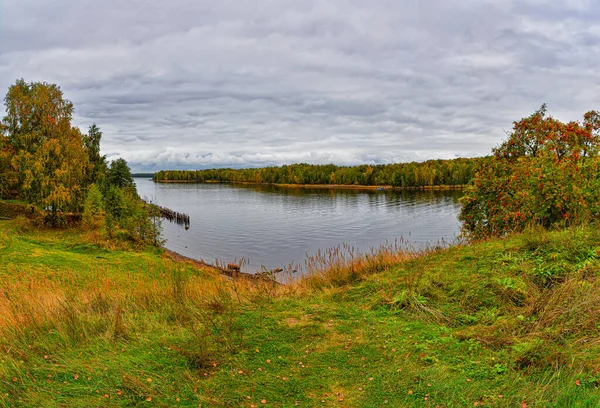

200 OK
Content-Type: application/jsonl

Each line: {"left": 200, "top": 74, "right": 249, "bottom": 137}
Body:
{"left": 163, "top": 249, "right": 281, "bottom": 284}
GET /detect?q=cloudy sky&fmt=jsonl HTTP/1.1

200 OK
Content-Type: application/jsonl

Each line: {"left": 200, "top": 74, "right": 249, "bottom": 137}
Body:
{"left": 1, "top": 0, "right": 599, "bottom": 171}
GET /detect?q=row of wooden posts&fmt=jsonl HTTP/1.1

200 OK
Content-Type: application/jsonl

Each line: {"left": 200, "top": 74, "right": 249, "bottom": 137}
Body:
{"left": 149, "top": 203, "right": 190, "bottom": 229}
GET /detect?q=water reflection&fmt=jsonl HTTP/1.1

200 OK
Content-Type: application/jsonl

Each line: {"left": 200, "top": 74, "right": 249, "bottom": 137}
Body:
{"left": 135, "top": 179, "right": 463, "bottom": 272}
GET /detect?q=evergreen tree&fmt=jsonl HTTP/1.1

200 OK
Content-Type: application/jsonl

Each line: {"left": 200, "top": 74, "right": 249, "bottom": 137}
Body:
{"left": 82, "top": 184, "right": 105, "bottom": 229}
{"left": 107, "top": 158, "right": 135, "bottom": 190}
{"left": 83, "top": 123, "right": 107, "bottom": 185}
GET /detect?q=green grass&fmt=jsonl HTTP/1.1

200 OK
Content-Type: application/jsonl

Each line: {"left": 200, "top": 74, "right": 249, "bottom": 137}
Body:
{"left": 2, "top": 216, "right": 600, "bottom": 407}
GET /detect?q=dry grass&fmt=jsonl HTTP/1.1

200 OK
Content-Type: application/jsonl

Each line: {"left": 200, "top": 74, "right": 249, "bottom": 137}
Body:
{"left": 296, "top": 240, "right": 426, "bottom": 291}
{"left": 4, "top": 214, "right": 600, "bottom": 406}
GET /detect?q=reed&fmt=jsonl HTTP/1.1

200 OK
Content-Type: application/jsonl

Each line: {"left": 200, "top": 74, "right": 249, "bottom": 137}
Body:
{"left": 296, "top": 238, "right": 441, "bottom": 290}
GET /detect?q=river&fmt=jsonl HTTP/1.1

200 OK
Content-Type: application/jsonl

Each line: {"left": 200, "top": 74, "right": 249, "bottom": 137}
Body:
{"left": 135, "top": 178, "right": 463, "bottom": 272}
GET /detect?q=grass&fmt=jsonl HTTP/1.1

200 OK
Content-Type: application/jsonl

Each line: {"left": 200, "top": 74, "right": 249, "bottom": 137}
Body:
{"left": 2, "top": 214, "right": 600, "bottom": 407}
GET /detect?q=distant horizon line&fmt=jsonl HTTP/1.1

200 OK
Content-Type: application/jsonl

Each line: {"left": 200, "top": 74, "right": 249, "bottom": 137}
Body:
{"left": 131, "top": 155, "right": 486, "bottom": 174}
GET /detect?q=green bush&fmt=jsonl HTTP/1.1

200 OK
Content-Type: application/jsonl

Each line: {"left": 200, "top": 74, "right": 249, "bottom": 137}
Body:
{"left": 82, "top": 184, "right": 105, "bottom": 229}
{"left": 460, "top": 105, "right": 600, "bottom": 239}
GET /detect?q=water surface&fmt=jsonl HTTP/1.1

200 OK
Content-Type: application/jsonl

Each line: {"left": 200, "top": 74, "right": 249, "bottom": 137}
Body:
{"left": 135, "top": 178, "right": 463, "bottom": 272}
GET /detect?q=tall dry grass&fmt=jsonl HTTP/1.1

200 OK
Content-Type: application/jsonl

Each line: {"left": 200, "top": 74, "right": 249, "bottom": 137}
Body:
{"left": 0, "top": 258, "right": 262, "bottom": 377}
{"left": 1, "top": 212, "right": 462, "bottom": 387}
{"left": 0, "top": 237, "right": 440, "bottom": 349}
{"left": 295, "top": 239, "right": 448, "bottom": 292}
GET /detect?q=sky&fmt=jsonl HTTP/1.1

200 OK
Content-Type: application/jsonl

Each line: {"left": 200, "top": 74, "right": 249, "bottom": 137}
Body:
{"left": 1, "top": 0, "right": 599, "bottom": 172}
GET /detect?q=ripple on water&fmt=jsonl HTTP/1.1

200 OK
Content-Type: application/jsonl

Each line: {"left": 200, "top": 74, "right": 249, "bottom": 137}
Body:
{"left": 136, "top": 179, "right": 463, "bottom": 271}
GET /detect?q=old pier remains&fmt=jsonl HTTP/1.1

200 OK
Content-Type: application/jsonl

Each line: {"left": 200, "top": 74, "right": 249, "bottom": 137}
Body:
{"left": 157, "top": 205, "right": 190, "bottom": 228}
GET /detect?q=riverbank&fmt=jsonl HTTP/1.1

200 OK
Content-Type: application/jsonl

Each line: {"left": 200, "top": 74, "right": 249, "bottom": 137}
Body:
{"left": 2, "top": 215, "right": 600, "bottom": 406}
{"left": 154, "top": 179, "right": 467, "bottom": 191}
{"left": 162, "top": 247, "right": 282, "bottom": 282}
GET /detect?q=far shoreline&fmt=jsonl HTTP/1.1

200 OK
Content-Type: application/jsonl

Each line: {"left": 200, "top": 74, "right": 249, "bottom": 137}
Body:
{"left": 152, "top": 179, "right": 466, "bottom": 191}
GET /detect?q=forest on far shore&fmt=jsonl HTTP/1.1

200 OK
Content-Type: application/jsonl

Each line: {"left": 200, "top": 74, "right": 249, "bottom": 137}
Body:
{"left": 153, "top": 157, "right": 482, "bottom": 187}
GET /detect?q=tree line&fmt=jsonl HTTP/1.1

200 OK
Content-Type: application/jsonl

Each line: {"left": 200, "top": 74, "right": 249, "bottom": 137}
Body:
{"left": 153, "top": 158, "right": 481, "bottom": 188}
{"left": 0, "top": 79, "right": 160, "bottom": 244}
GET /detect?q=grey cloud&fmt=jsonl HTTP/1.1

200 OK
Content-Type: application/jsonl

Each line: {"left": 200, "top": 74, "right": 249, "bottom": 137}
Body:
{"left": 1, "top": 0, "right": 600, "bottom": 171}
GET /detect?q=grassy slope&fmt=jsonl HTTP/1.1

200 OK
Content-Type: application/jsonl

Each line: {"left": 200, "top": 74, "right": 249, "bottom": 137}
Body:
{"left": 2, "top": 218, "right": 600, "bottom": 407}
